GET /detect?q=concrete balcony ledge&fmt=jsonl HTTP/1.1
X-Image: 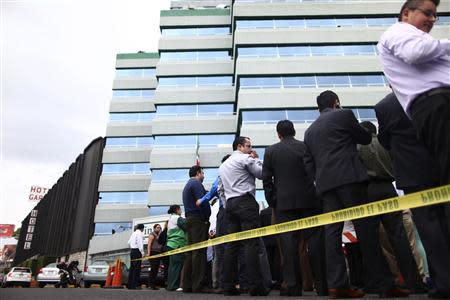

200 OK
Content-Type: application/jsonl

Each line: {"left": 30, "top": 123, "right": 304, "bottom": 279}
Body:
{"left": 98, "top": 174, "right": 151, "bottom": 192}
{"left": 106, "top": 122, "right": 153, "bottom": 137}
{"left": 113, "top": 77, "right": 158, "bottom": 90}
{"left": 102, "top": 147, "right": 152, "bottom": 163}
{"left": 109, "top": 99, "right": 156, "bottom": 113}
{"left": 156, "top": 85, "right": 235, "bottom": 104}
{"left": 159, "top": 35, "right": 232, "bottom": 50}
{"left": 150, "top": 146, "right": 231, "bottom": 169}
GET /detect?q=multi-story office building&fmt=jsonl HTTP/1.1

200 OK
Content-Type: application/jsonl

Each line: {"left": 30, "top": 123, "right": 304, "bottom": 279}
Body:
{"left": 88, "top": 0, "right": 450, "bottom": 263}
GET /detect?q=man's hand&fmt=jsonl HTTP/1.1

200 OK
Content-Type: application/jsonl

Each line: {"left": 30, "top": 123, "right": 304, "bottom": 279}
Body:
{"left": 195, "top": 199, "right": 202, "bottom": 207}
{"left": 249, "top": 150, "right": 259, "bottom": 159}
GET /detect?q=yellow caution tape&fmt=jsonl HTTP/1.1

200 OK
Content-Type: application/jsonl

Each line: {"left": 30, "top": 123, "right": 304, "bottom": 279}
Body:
{"left": 136, "top": 184, "right": 450, "bottom": 261}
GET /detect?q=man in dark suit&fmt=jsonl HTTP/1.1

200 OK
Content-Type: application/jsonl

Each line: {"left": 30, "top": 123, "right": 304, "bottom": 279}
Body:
{"left": 263, "top": 120, "right": 327, "bottom": 297}
{"left": 375, "top": 93, "right": 450, "bottom": 298}
{"left": 303, "top": 90, "right": 409, "bottom": 298}
{"left": 357, "top": 121, "right": 424, "bottom": 294}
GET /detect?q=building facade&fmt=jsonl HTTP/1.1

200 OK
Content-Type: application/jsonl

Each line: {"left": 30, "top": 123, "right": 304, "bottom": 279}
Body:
{"left": 87, "top": 0, "right": 450, "bottom": 263}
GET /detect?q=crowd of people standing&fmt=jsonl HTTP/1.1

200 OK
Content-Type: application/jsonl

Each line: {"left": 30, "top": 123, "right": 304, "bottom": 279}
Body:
{"left": 127, "top": 0, "right": 449, "bottom": 298}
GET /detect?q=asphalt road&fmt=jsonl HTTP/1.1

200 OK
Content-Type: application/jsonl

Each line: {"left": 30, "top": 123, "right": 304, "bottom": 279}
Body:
{"left": 0, "top": 287, "right": 432, "bottom": 300}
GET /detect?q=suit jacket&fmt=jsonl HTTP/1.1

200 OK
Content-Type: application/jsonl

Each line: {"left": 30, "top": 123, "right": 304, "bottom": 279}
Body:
{"left": 304, "top": 108, "right": 372, "bottom": 195}
{"left": 374, "top": 93, "right": 439, "bottom": 189}
{"left": 262, "top": 137, "right": 319, "bottom": 210}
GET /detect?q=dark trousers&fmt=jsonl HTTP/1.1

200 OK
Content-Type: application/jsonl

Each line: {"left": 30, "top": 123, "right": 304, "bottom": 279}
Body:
{"left": 215, "top": 206, "right": 226, "bottom": 289}
{"left": 367, "top": 180, "right": 423, "bottom": 291}
{"left": 128, "top": 248, "right": 142, "bottom": 289}
{"left": 404, "top": 186, "right": 450, "bottom": 293}
{"left": 148, "top": 253, "right": 161, "bottom": 288}
{"left": 322, "top": 182, "right": 395, "bottom": 292}
{"left": 410, "top": 89, "right": 450, "bottom": 184}
{"left": 167, "top": 246, "right": 185, "bottom": 291}
{"left": 223, "top": 194, "right": 262, "bottom": 291}
{"left": 275, "top": 208, "right": 327, "bottom": 293}
{"left": 182, "top": 216, "right": 209, "bottom": 292}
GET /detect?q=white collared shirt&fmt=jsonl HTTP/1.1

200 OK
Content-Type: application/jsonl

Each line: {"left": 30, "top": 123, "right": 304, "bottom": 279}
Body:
{"left": 218, "top": 150, "right": 263, "bottom": 201}
{"left": 377, "top": 22, "right": 450, "bottom": 115}
{"left": 128, "top": 229, "right": 144, "bottom": 254}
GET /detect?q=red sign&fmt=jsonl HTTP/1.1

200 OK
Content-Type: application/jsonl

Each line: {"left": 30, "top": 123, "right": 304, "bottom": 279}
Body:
{"left": 28, "top": 186, "right": 49, "bottom": 202}
{"left": 0, "top": 224, "right": 15, "bottom": 237}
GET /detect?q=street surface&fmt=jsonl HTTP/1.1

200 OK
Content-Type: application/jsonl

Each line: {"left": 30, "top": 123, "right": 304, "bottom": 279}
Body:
{"left": 0, "top": 287, "right": 432, "bottom": 300}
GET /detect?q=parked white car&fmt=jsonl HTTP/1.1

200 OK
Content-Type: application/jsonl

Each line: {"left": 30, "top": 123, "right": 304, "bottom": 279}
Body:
{"left": 3, "top": 267, "right": 32, "bottom": 288}
{"left": 36, "top": 263, "right": 60, "bottom": 288}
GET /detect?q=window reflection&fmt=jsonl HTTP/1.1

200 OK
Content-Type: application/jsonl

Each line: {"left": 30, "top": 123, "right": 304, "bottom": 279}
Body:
{"left": 240, "top": 75, "right": 387, "bottom": 89}
{"left": 116, "top": 68, "right": 156, "bottom": 78}
{"left": 161, "top": 27, "right": 230, "bottom": 36}
{"left": 152, "top": 168, "right": 219, "bottom": 183}
{"left": 154, "top": 134, "right": 234, "bottom": 148}
{"left": 102, "top": 163, "right": 151, "bottom": 175}
{"left": 160, "top": 51, "right": 231, "bottom": 61}
{"left": 112, "top": 89, "right": 156, "bottom": 99}
{"left": 238, "top": 45, "right": 377, "bottom": 58}
{"left": 236, "top": 17, "right": 398, "bottom": 29}
{"left": 109, "top": 112, "right": 156, "bottom": 122}
{"left": 242, "top": 108, "right": 374, "bottom": 124}
{"left": 94, "top": 222, "right": 132, "bottom": 236}
{"left": 159, "top": 76, "right": 233, "bottom": 87}
{"left": 105, "top": 137, "right": 154, "bottom": 148}
{"left": 156, "top": 104, "right": 234, "bottom": 117}
{"left": 99, "top": 192, "right": 148, "bottom": 205}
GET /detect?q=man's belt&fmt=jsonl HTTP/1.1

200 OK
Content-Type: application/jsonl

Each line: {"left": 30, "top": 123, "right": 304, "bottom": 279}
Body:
{"left": 415, "top": 86, "right": 450, "bottom": 103}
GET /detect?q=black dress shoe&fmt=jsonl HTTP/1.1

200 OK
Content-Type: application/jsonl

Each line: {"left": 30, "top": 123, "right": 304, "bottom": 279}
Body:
{"left": 249, "top": 284, "right": 270, "bottom": 296}
{"left": 280, "top": 285, "right": 302, "bottom": 296}
{"left": 224, "top": 288, "right": 241, "bottom": 296}
{"left": 182, "top": 288, "right": 192, "bottom": 293}
{"left": 428, "top": 289, "right": 450, "bottom": 299}
{"left": 194, "top": 287, "right": 214, "bottom": 294}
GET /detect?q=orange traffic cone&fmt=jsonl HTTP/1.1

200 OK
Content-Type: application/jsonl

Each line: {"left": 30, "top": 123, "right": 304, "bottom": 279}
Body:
{"left": 110, "top": 259, "right": 124, "bottom": 289}
{"left": 104, "top": 265, "right": 112, "bottom": 288}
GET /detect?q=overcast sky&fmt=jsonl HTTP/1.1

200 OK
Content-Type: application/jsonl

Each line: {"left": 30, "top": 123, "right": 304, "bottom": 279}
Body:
{"left": 0, "top": 0, "right": 170, "bottom": 228}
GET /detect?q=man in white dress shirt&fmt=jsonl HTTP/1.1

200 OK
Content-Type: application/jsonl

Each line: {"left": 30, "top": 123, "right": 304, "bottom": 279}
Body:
{"left": 377, "top": 1, "right": 450, "bottom": 298}
{"left": 377, "top": 0, "right": 450, "bottom": 185}
{"left": 127, "top": 223, "right": 145, "bottom": 290}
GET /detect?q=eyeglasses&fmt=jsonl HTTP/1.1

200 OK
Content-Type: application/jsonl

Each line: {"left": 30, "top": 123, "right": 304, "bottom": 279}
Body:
{"left": 415, "top": 8, "right": 439, "bottom": 20}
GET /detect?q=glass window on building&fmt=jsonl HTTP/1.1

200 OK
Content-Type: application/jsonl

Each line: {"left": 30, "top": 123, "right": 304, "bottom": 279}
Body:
{"left": 242, "top": 110, "right": 287, "bottom": 124}
{"left": 105, "top": 137, "right": 154, "bottom": 148}
{"left": 237, "top": 45, "right": 377, "bottom": 58}
{"left": 159, "top": 76, "right": 233, "bottom": 87}
{"left": 98, "top": 192, "right": 148, "bottom": 205}
{"left": 161, "top": 27, "right": 230, "bottom": 36}
{"left": 352, "top": 108, "right": 377, "bottom": 122}
{"left": 160, "top": 51, "right": 231, "bottom": 61}
{"left": 198, "top": 134, "right": 235, "bottom": 147}
{"left": 255, "top": 190, "right": 269, "bottom": 210}
{"left": 155, "top": 104, "right": 233, "bottom": 117}
{"left": 102, "top": 163, "right": 151, "bottom": 175}
{"left": 94, "top": 222, "right": 132, "bottom": 236}
{"left": 149, "top": 206, "right": 171, "bottom": 216}
{"left": 154, "top": 135, "right": 198, "bottom": 148}
{"left": 116, "top": 68, "right": 156, "bottom": 78}
{"left": 151, "top": 168, "right": 218, "bottom": 183}
{"left": 253, "top": 147, "right": 267, "bottom": 161}
{"left": 112, "top": 89, "right": 156, "bottom": 99}
{"left": 108, "top": 112, "right": 156, "bottom": 122}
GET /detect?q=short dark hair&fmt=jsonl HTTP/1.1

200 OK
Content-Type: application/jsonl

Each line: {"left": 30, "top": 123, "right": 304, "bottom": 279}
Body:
{"left": 221, "top": 154, "right": 231, "bottom": 163}
{"left": 153, "top": 224, "right": 161, "bottom": 229}
{"left": 276, "top": 120, "right": 296, "bottom": 138}
{"left": 167, "top": 204, "right": 180, "bottom": 214}
{"left": 399, "top": 0, "right": 440, "bottom": 21}
{"left": 360, "top": 121, "right": 377, "bottom": 135}
{"left": 189, "top": 165, "right": 202, "bottom": 177}
{"left": 232, "top": 136, "right": 249, "bottom": 151}
{"left": 136, "top": 224, "right": 144, "bottom": 231}
{"left": 317, "top": 90, "right": 339, "bottom": 112}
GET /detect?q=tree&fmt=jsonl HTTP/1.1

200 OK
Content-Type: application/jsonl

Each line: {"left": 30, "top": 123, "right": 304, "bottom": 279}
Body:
{"left": 13, "top": 227, "right": 21, "bottom": 238}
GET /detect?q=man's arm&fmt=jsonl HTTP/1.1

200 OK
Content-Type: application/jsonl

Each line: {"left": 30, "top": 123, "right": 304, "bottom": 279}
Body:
{"left": 147, "top": 234, "right": 154, "bottom": 256}
{"left": 346, "top": 110, "right": 372, "bottom": 145}
{"left": 196, "top": 177, "right": 219, "bottom": 207}
{"left": 382, "top": 28, "right": 450, "bottom": 64}
{"left": 262, "top": 149, "right": 275, "bottom": 207}
{"left": 375, "top": 105, "right": 391, "bottom": 151}
{"left": 246, "top": 157, "right": 263, "bottom": 179}
{"left": 303, "top": 143, "right": 316, "bottom": 180}
{"left": 137, "top": 233, "right": 144, "bottom": 255}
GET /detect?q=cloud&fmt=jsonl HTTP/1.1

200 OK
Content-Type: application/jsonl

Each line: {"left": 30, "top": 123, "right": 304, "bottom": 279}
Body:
{"left": 0, "top": 0, "right": 171, "bottom": 227}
